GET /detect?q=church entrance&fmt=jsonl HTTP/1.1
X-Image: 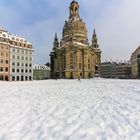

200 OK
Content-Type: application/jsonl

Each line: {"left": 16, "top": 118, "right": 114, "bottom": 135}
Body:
{"left": 70, "top": 72, "right": 73, "bottom": 79}
{"left": 88, "top": 72, "right": 91, "bottom": 78}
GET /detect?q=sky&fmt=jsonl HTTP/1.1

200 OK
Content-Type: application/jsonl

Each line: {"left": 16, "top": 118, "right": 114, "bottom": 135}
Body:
{"left": 0, "top": 0, "right": 140, "bottom": 64}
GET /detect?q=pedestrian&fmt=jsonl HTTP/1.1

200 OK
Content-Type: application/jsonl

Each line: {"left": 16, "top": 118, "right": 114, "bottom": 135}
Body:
{"left": 78, "top": 76, "right": 81, "bottom": 82}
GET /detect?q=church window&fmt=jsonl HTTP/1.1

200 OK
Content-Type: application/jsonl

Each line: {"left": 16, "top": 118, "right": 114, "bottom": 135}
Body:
{"left": 79, "top": 63, "right": 81, "bottom": 69}
{"left": 70, "top": 72, "right": 73, "bottom": 79}
{"left": 70, "top": 48, "right": 74, "bottom": 69}
{"left": 95, "top": 55, "right": 97, "bottom": 63}
{"left": 81, "top": 27, "right": 84, "bottom": 31}
{"left": 88, "top": 64, "right": 90, "bottom": 69}
{"left": 88, "top": 58, "right": 90, "bottom": 69}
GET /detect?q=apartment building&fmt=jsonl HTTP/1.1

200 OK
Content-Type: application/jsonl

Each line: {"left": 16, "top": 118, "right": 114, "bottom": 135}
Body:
{"left": 100, "top": 61, "right": 131, "bottom": 79}
{"left": 0, "top": 41, "right": 10, "bottom": 81}
{"left": 100, "top": 62, "right": 116, "bottom": 78}
{"left": 0, "top": 28, "right": 34, "bottom": 81}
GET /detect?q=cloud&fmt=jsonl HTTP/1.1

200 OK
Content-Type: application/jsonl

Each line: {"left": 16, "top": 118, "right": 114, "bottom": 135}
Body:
{"left": 0, "top": 0, "right": 140, "bottom": 64}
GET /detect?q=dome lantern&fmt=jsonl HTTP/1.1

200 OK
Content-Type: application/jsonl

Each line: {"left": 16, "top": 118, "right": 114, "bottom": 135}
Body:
{"left": 69, "top": 0, "right": 80, "bottom": 19}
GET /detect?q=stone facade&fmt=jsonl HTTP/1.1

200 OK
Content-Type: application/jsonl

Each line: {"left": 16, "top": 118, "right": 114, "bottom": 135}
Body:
{"left": 50, "top": 1, "right": 101, "bottom": 79}
{"left": 131, "top": 46, "right": 140, "bottom": 79}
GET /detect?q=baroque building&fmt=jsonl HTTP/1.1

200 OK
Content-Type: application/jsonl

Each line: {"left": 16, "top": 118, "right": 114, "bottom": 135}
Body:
{"left": 50, "top": 1, "right": 101, "bottom": 79}
{"left": 0, "top": 28, "right": 34, "bottom": 81}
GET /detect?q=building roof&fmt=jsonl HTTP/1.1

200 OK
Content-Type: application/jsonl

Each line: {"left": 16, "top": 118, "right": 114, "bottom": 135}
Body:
{"left": 34, "top": 65, "right": 50, "bottom": 70}
{"left": 131, "top": 46, "right": 140, "bottom": 60}
{"left": 0, "top": 28, "right": 31, "bottom": 45}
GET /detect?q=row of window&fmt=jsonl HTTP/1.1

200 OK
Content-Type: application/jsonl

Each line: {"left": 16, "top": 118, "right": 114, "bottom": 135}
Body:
{"left": 12, "top": 69, "right": 32, "bottom": 73}
{"left": 12, "top": 55, "right": 32, "bottom": 61}
{"left": 12, "top": 76, "right": 32, "bottom": 81}
{"left": 0, "top": 60, "right": 32, "bottom": 67}
{"left": 0, "top": 38, "right": 9, "bottom": 43}
{"left": 0, "top": 67, "right": 32, "bottom": 73}
{"left": 0, "top": 60, "right": 8, "bottom": 64}
{"left": 0, "top": 67, "right": 8, "bottom": 72}
{"left": 12, "top": 62, "right": 32, "bottom": 67}
{"left": 0, "top": 37, "right": 32, "bottom": 49}
{"left": 0, "top": 52, "right": 9, "bottom": 57}
{"left": 0, "top": 46, "right": 9, "bottom": 50}
{"left": 11, "top": 42, "right": 32, "bottom": 49}
{"left": 0, "top": 75, "right": 9, "bottom": 81}
{"left": 12, "top": 49, "right": 32, "bottom": 55}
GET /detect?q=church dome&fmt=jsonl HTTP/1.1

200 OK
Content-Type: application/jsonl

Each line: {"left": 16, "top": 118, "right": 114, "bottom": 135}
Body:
{"left": 62, "top": 1, "right": 88, "bottom": 45}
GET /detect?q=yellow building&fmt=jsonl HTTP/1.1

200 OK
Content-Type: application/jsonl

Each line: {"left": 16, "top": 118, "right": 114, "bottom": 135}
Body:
{"left": 50, "top": 1, "right": 101, "bottom": 79}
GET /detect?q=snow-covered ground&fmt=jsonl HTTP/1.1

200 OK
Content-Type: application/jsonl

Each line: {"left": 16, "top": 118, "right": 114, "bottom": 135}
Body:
{"left": 0, "top": 79, "right": 140, "bottom": 140}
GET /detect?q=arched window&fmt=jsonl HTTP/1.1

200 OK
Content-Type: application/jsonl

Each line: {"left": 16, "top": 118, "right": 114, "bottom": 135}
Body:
{"left": 70, "top": 48, "right": 74, "bottom": 69}
{"left": 75, "top": 7, "right": 78, "bottom": 13}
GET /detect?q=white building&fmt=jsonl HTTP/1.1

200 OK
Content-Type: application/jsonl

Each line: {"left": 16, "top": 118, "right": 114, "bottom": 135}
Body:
{"left": 33, "top": 65, "right": 50, "bottom": 80}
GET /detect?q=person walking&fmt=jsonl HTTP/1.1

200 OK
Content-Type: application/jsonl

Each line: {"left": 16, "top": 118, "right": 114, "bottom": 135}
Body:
{"left": 78, "top": 76, "right": 81, "bottom": 82}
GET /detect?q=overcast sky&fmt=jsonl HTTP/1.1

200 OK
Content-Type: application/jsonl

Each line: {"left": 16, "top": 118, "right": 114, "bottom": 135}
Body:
{"left": 0, "top": 0, "right": 140, "bottom": 64}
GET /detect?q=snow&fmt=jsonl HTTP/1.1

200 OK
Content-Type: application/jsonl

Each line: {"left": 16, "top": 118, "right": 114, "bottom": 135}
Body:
{"left": 0, "top": 79, "right": 140, "bottom": 140}
{"left": 73, "top": 41, "right": 87, "bottom": 47}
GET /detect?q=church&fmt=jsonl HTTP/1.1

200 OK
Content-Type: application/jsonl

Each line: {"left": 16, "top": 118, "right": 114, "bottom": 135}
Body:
{"left": 50, "top": 1, "right": 101, "bottom": 79}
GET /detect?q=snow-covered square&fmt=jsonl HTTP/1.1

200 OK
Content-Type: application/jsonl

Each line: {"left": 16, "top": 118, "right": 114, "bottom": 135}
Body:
{"left": 0, "top": 79, "right": 140, "bottom": 140}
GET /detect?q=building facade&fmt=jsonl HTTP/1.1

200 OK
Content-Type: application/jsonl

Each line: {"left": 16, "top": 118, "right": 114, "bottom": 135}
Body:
{"left": 50, "top": 1, "right": 101, "bottom": 79}
{"left": 100, "top": 61, "right": 131, "bottom": 79}
{"left": 100, "top": 62, "right": 117, "bottom": 78}
{"left": 33, "top": 65, "right": 50, "bottom": 80}
{"left": 0, "top": 28, "right": 34, "bottom": 81}
{"left": 116, "top": 62, "right": 131, "bottom": 79}
{"left": 0, "top": 38, "right": 10, "bottom": 81}
{"left": 131, "top": 46, "right": 140, "bottom": 79}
